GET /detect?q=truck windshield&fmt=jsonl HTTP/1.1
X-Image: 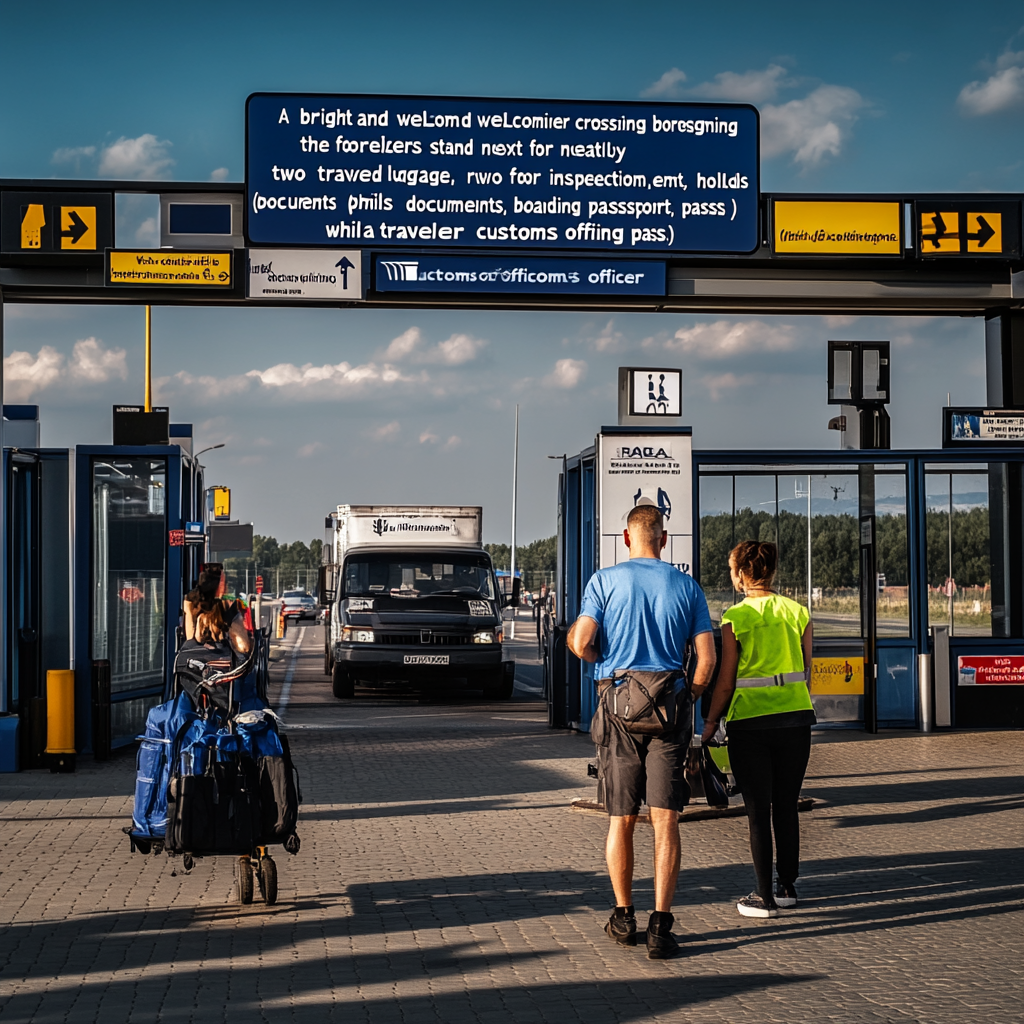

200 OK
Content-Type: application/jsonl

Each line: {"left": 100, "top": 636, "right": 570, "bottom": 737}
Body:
{"left": 343, "top": 554, "right": 496, "bottom": 599}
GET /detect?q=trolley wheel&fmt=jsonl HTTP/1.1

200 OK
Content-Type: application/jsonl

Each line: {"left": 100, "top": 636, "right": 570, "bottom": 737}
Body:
{"left": 237, "top": 856, "right": 254, "bottom": 905}
{"left": 258, "top": 856, "right": 278, "bottom": 905}
{"left": 332, "top": 663, "right": 355, "bottom": 699}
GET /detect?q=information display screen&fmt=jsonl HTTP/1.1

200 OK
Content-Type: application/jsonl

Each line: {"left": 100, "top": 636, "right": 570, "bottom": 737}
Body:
{"left": 246, "top": 93, "right": 759, "bottom": 254}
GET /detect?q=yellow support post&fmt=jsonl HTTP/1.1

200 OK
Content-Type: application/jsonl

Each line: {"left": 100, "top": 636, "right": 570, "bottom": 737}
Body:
{"left": 45, "top": 669, "right": 76, "bottom": 773}
{"left": 144, "top": 305, "right": 152, "bottom": 412}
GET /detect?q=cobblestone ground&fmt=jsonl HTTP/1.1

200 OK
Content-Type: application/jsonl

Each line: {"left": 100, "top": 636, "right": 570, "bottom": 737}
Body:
{"left": 1, "top": 623, "right": 1021, "bottom": 1023}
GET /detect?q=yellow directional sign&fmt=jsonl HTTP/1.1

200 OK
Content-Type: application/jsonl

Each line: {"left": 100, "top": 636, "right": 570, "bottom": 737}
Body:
{"left": 213, "top": 487, "right": 231, "bottom": 519}
{"left": 919, "top": 211, "right": 960, "bottom": 252}
{"left": 20, "top": 204, "right": 46, "bottom": 248}
{"left": 773, "top": 201, "right": 901, "bottom": 255}
{"left": 810, "top": 657, "right": 865, "bottom": 695}
{"left": 915, "top": 201, "right": 1019, "bottom": 257}
{"left": 966, "top": 212, "right": 1001, "bottom": 253}
{"left": 59, "top": 206, "right": 96, "bottom": 250}
{"left": 107, "top": 250, "right": 233, "bottom": 287}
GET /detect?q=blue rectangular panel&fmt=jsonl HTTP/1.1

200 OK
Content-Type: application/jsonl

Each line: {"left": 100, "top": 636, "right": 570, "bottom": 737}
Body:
{"left": 246, "top": 93, "right": 759, "bottom": 253}
{"left": 375, "top": 254, "right": 665, "bottom": 295}
{"left": 877, "top": 645, "right": 917, "bottom": 724}
{"left": 169, "top": 203, "right": 232, "bottom": 235}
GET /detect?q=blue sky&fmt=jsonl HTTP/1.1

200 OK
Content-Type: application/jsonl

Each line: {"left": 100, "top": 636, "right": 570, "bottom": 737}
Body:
{"left": 2, "top": 1, "right": 1022, "bottom": 543}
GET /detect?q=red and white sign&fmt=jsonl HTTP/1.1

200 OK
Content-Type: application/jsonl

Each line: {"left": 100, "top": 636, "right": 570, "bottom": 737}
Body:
{"left": 958, "top": 655, "right": 1024, "bottom": 686}
{"left": 168, "top": 529, "right": 185, "bottom": 547}
{"left": 256, "top": 575, "right": 264, "bottom": 595}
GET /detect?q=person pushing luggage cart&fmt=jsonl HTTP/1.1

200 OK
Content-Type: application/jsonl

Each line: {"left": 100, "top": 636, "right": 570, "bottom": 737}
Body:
{"left": 126, "top": 567, "right": 302, "bottom": 905}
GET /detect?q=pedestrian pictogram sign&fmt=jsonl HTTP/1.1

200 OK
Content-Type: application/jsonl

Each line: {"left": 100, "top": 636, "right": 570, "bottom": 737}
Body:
{"left": 919, "top": 211, "right": 960, "bottom": 253}
{"left": 1, "top": 191, "right": 113, "bottom": 255}
{"left": 915, "top": 200, "right": 1020, "bottom": 258}
{"left": 59, "top": 206, "right": 96, "bottom": 249}
{"left": 20, "top": 204, "right": 45, "bottom": 248}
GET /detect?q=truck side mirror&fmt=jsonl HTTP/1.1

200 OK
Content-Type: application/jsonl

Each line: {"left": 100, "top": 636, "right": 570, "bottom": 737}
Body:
{"left": 318, "top": 564, "right": 337, "bottom": 606}
{"left": 501, "top": 576, "right": 522, "bottom": 608}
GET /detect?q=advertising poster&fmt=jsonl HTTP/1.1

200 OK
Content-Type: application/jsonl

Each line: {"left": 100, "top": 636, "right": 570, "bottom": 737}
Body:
{"left": 958, "top": 655, "right": 1024, "bottom": 685}
{"left": 598, "top": 432, "right": 692, "bottom": 573}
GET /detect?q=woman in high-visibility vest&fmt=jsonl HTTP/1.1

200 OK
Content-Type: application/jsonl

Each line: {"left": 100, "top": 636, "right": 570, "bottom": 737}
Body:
{"left": 701, "top": 540, "right": 815, "bottom": 918}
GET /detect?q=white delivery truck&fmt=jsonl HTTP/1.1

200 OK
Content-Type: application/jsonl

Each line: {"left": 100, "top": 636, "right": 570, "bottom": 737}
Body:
{"left": 319, "top": 506, "right": 519, "bottom": 700}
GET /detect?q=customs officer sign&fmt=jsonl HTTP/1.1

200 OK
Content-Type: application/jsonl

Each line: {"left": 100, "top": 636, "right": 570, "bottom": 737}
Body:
{"left": 246, "top": 94, "right": 759, "bottom": 254}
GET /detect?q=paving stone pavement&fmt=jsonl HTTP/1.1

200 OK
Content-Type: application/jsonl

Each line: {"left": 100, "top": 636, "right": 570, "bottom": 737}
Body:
{"left": 1, "top": 624, "right": 1021, "bottom": 1024}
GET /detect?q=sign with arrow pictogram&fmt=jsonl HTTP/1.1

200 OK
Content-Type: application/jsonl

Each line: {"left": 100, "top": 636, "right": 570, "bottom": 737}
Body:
{"left": 246, "top": 248, "right": 364, "bottom": 300}
{"left": 59, "top": 206, "right": 96, "bottom": 250}
{"left": 1, "top": 190, "right": 112, "bottom": 255}
{"left": 915, "top": 200, "right": 1019, "bottom": 258}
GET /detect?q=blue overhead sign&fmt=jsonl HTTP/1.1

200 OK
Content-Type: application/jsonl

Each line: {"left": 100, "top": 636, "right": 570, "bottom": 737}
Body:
{"left": 246, "top": 93, "right": 759, "bottom": 254}
{"left": 374, "top": 254, "right": 666, "bottom": 295}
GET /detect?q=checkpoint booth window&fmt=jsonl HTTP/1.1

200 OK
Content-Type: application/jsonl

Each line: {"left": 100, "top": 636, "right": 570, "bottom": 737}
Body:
{"left": 696, "top": 459, "right": 912, "bottom": 726}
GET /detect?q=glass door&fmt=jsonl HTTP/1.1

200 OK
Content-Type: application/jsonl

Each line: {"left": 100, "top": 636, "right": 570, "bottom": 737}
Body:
{"left": 91, "top": 457, "right": 167, "bottom": 743}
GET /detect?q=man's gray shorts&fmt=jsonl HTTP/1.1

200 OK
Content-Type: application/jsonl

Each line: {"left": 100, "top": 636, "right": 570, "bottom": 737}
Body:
{"left": 596, "top": 715, "right": 690, "bottom": 817}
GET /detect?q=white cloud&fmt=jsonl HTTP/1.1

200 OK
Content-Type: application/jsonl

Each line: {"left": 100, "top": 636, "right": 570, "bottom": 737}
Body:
{"left": 958, "top": 51, "right": 1024, "bottom": 115}
{"left": 297, "top": 442, "right": 323, "bottom": 458}
{"left": 642, "top": 67, "right": 687, "bottom": 98}
{"left": 665, "top": 320, "right": 796, "bottom": 358}
{"left": 643, "top": 63, "right": 864, "bottom": 169}
{"left": 246, "top": 359, "right": 418, "bottom": 394}
{"left": 701, "top": 372, "right": 756, "bottom": 401}
{"left": 419, "top": 430, "right": 438, "bottom": 444}
{"left": 209, "top": 167, "right": 230, "bottom": 181}
{"left": 370, "top": 421, "right": 401, "bottom": 441}
{"left": 443, "top": 435, "right": 462, "bottom": 451}
{"left": 135, "top": 217, "right": 159, "bottom": 246}
{"left": 51, "top": 145, "right": 96, "bottom": 173}
{"left": 2, "top": 346, "right": 64, "bottom": 400}
{"left": 98, "top": 134, "right": 175, "bottom": 179}
{"left": 543, "top": 358, "right": 587, "bottom": 389}
{"left": 690, "top": 63, "right": 790, "bottom": 103}
{"left": 68, "top": 337, "right": 128, "bottom": 382}
{"left": 761, "top": 84, "right": 866, "bottom": 168}
{"left": 824, "top": 315, "right": 860, "bottom": 329}
{"left": 2, "top": 337, "right": 128, "bottom": 399}
{"left": 383, "top": 326, "right": 485, "bottom": 364}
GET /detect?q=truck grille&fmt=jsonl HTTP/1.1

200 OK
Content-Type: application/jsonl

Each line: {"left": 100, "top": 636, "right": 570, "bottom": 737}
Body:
{"left": 377, "top": 632, "right": 474, "bottom": 646}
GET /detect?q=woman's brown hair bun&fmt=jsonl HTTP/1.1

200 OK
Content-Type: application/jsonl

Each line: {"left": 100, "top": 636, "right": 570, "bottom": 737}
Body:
{"left": 729, "top": 540, "right": 778, "bottom": 589}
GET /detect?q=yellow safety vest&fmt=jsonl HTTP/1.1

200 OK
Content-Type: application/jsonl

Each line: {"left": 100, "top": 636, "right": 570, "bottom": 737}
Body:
{"left": 721, "top": 594, "right": 814, "bottom": 723}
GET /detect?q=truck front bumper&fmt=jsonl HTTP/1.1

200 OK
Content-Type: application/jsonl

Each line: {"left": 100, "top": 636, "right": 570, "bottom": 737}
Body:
{"left": 334, "top": 643, "right": 502, "bottom": 678}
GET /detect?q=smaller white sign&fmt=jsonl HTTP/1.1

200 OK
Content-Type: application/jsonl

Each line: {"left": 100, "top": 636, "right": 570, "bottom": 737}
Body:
{"left": 247, "top": 249, "right": 363, "bottom": 300}
{"left": 630, "top": 369, "right": 681, "bottom": 416}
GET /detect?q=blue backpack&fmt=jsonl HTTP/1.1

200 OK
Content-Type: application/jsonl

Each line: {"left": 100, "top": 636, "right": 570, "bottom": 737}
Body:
{"left": 132, "top": 693, "right": 197, "bottom": 839}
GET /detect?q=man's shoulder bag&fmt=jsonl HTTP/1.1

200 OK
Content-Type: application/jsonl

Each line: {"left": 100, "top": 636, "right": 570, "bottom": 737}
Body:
{"left": 592, "top": 669, "right": 689, "bottom": 741}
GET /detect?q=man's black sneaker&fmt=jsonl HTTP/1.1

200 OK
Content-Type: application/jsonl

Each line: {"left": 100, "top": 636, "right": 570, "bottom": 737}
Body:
{"left": 646, "top": 911, "right": 681, "bottom": 959}
{"left": 737, "top": 893, "right": 779, "bottom": 918}
{"left": 604, "top": 905, "right": 637, "bottom": 946}
{"left": 774, "top": 881, "right": 798, "bottom": 908}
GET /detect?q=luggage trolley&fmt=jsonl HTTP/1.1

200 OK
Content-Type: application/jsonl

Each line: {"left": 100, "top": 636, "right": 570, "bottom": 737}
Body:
{"left": 125, "top": 623, "right": 302, "bottom": 906}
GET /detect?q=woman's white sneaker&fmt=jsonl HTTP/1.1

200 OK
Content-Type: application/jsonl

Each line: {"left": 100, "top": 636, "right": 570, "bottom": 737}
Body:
{"left": 737, "top": 893, "right": 779, "bottom": 918}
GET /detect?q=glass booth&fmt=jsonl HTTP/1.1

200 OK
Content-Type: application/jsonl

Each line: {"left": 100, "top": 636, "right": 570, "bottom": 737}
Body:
{"left": 550, "top": 446, "right": 1024, "bottom": 731}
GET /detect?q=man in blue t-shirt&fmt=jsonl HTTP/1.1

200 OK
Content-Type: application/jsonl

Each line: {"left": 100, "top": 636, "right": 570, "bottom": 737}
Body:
{"left": 568, "top": 503, "right": 715, "bottom": 959}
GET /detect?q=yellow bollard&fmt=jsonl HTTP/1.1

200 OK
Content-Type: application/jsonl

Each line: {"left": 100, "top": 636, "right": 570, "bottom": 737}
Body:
{"left": 276, "top": 611, "right": 285, "bottom": 639}
{"left": 45, "top": 669, "right": 76, "bottom": 773}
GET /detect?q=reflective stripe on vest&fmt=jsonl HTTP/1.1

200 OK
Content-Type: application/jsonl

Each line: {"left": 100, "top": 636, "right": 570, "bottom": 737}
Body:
{"left": 734, "top": 671, "right": 808, "bottom": 689}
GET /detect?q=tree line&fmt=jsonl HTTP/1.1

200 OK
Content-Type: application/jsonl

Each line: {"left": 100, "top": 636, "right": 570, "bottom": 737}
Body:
{"left": 699, "top": 507, "right": 992, "bottom": 590}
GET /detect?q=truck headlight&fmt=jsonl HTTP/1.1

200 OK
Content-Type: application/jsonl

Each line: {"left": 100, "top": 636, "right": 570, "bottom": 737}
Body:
{"left": 473, "top": 630, "right": 496, "bottom": 644}
{"left": 342, "top": 627, "right": 375, "bottom": 643}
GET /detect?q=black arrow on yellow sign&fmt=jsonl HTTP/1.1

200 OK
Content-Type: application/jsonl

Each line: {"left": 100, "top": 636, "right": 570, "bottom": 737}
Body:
{"left": 59, "top": 210, "right": 89, "bottom": 245}
{"left": 921, "top": 211, "right": 955, "bottom": 249}
{"left": 966, "top": 214, "right": 996, "bottom": 249}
